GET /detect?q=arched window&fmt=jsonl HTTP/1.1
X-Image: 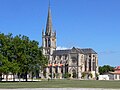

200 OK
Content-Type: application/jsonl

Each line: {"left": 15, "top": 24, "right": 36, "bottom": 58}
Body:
{"left": 50, "top": 66, "right": 52, "bottom": 73}
{"left": 53, "top": 56, "right": 56, "bottom": 60}
{"left": 85, "top": 60, "right": 87, "bottom": 71}
{"left": 89, "top": 59, "right": 91, "bottom": 71}
{"left": 47, "top": 49, "right": 50, "bottom": 54}
{"left": 71, "top": 57, "right": 77, "bottom": 66}
{"left": 72, "top": 69, "right": 77, "bottom": 78}
{"left": 59, "top": 55, "right": 62, "bottom": 59}
{"left": 65, "top": 63, "right": 68, "bottom": 73}
{"left": 61, "top": 66, "right": 63, "bottom": 73}
{"left": 54, "top": 61, "right": 56, "bottom": 64}
{"left": 45, "top": 38, "right": 47, "bottom": 47}
{"left": 65, "top": 55, "right": 67, "bottom": 60}
{"left": 60, "top": 61, "right": 62, "bottom": 64}
{"left": 93, "top": 59, "right": 96, "bottom": 71}
{"left": 55, "top": 66, "right": 58, "bottom": 73}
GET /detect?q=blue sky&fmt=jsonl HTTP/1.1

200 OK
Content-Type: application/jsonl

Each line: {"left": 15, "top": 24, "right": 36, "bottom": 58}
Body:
{"left": 0, "top": 0, "right": 120, "bottom": 66}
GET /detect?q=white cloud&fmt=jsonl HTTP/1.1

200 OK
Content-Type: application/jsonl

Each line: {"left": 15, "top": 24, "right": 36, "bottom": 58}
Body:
{"left": 98, "top": 51, "right": 120, "bottom": 55}
{"left": 56, "top": 46, "right": 69, "bottom": 50}
{"left": 56, "top": 46, "right": 82, "bottom": 50}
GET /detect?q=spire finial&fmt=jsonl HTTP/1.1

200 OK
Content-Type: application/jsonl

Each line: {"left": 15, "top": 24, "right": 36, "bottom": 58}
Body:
{"left": 49, "top": 0, "right": 50, "bottom": 9}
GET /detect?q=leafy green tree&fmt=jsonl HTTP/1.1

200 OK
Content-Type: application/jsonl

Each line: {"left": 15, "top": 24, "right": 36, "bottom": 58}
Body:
{"left": 99, "top": 65, "right": 114, "bottom": 75}
{"left": 0, "top": 33, "right": 48, "bottom": 81}
{"left": 0, "top": 54, "right": 5, "bottom": 80}
{"left": 0, "top": 33, "right": 20, "bottom": 81}
{"left": 0, "top": 33, "right": 12, "bottom": 81}
{"left": 9, "top": 61, "right": 20, "bottom": 81}
{"left": 0, "top": 55, "right": 11, "bottom": 81}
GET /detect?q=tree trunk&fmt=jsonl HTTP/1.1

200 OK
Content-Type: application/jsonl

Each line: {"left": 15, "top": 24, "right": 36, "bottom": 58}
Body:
{"left": 6, "top": 74, "right": 8, "bottom": 81}
{"left": 25, "top": 71, "right": 27, "bottom": 81}
{"left": 32, "top": 72, "right": 34, "bottom": 81}
{"left": 18, "top": 73, "right": 20, "bottom": 82}
{"left": 13, "top": 73, "right": 15, "bottom": 81}
{"left": 0, "top": 73, "right": 2, "bottom": 81}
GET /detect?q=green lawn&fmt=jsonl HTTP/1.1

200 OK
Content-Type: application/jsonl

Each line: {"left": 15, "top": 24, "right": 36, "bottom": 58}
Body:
{"left": 0, "top": 79, "right": 120, "bottom": 88}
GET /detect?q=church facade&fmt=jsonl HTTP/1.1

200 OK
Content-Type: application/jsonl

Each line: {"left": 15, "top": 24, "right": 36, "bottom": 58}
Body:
{"left": 42, "top": 6, "right": 99, "bottom": 79}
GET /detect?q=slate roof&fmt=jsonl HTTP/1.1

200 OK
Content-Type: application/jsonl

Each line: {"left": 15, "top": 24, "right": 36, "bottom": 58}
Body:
{"left": 81, "top": 48, "right": 97, "bottom": 54}
{"left": 52, "top": 47, "right": 97, "bottom": 56}
{"left": 73, "top": 47, "right": 84, "bottom": 54}
{"left": 52, "top": 49, "right": 71, "bottom": 56}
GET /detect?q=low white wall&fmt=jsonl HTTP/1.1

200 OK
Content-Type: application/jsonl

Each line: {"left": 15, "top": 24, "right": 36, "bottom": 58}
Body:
{"left": 99, "top": 75, "right": 109, "bottom": 80}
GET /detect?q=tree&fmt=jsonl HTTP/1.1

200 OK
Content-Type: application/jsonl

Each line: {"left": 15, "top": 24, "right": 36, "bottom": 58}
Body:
{"left": 0, "top": 33, "right": 48, "bottom": 81}
{"left": 0, "top": 33, "right": 14, "bottom": 81}
{"left": 0, "top": 33, "right": 21, "bottom": 81}
{"left": 0, "top": 55, "right": 11, "bottom": 81}
{"left": 9, "top": 61, "right": 20, "bottom": 81}
{"left": 99, "top": 65, "right": 114, "bottom": 75}
{"left": 0, "top": 54, "right": 6, "bottom": 80}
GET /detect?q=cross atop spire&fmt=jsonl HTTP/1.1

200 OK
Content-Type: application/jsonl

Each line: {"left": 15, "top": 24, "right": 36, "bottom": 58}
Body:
{"left": 45, "top": 0, "right": 52, "bottom": 35}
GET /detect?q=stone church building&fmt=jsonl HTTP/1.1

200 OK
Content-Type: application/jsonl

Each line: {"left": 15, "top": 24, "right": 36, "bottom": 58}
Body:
{"left": 42, "top": 6, "right": 99, "bottom": 79}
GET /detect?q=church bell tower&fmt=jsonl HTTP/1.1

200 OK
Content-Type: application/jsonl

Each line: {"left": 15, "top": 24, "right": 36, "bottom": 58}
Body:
{"left": 42, "top": 4, "right": 56, "bottom": 61}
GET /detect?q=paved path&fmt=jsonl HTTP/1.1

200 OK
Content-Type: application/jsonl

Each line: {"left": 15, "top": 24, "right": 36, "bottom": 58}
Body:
{"left": 0, "top": 88, "right": 120, "bottom": 90}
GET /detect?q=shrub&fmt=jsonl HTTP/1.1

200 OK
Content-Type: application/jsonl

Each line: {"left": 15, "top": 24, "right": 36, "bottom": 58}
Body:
{"left": 63, "top": 73, "right": 71, "bottom": 78}
{"left": 81, "top": 72, "right": 86, "bottom": 79}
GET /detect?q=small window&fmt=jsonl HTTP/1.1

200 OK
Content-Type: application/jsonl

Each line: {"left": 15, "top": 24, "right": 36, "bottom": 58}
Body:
{"left": 48, "top": 39, "right": 51, "bottom": 47}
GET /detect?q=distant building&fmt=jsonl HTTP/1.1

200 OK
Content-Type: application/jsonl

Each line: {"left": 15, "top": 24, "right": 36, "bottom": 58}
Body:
{"left": 99, "top": 66, "right": 120, "bottom": 80}
{"left": 42, "top": 4, "right": 99, "bottom": 79}
{"left": 112, "top": 66, "right": 120, "bottom": 80}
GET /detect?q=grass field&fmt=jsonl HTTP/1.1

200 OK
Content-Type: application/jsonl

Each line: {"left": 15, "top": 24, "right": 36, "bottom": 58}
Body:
{"left": 0, "top": 79, "right": 120, "bottom": 88}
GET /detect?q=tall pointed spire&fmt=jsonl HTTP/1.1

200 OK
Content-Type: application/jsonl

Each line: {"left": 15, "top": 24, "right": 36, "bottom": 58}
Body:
{"left": 46, "top": 0, "right": 52, "bottom": 35}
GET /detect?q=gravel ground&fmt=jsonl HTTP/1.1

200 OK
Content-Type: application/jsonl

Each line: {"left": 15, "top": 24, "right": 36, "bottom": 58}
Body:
{"left": 0, "top": 88, "right": 120, "bottom": 90}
